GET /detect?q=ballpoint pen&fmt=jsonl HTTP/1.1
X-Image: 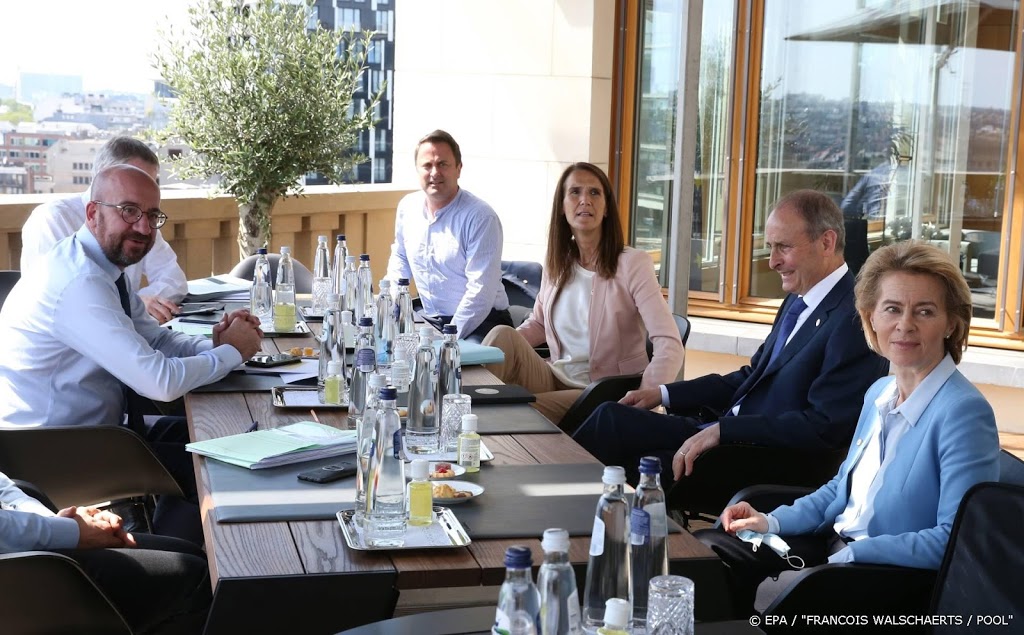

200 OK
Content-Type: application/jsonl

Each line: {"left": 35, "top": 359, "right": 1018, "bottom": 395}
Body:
{"left": 245, "top": 420, "right": 259, "bottom": 433}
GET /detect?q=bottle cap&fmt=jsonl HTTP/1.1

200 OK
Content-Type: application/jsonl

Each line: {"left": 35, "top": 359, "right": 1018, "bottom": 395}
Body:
{"left": 389, "top": 360, "right": 410, "bottom": 383}
{"left": 602, "top": 466, "right": 626, "bottom": 486}
{"left": 257, "top": 247, "right": 268, "bottom": 254}
{"left": 359, "top": 253, "right": 370, "bottom": 261}
{"left": 327, "top": 293, "right": 341, "bottom": 306}
{"left": 318, "top": 235, "right": 328, "bottom": 243}
{"left": 461, "top": 414, "right": 478, "bottom": 432}
{"left": 378, "top": 279, "right": 391, "bottom": 289}
{"left": 639, "top": 456, "right": 662, "bottom": 475}
{"left": 355, "top": 348, "right": 376, "bottom": 368}
{"left": 410, "top": 459, "right": 428, "bottom": 480}
{"left": 503, "top": 545, "right": 532, "bottom": 569}
{"left": 378, "top": 386, "right": 397, "bottom": 401}
{"left": 397, "top": 277, "right": 410, "bottom": 286}
{"left": 368, "top": 372, "right": 389, "bottom": 388}
{"left": 336, "top": 234, "right": 346, "bottom": 241}
{"left": 358, "top": 316, "right": 373, "bottom": 328}
{"left": 280, "top": 246, "right": 290, "bottom": 254}
{"left": 541, "top": 528, "right": 569, "bottom": 553}
{"left": 346, "top": 255, "right": 356, "bottom": 264}
{"left": 327, "top": 360, "right": 343, "bottom": 374}
{"left": 341, "top": 310, "right": 353, "bottom": 323}
{"left": 603, "top": 598, "right": 631, "bottom": 629}
{"left": 419, "top": 325, "right": 435, "bottom": 338}
{"left": 442, "top": 324, "right": 458, "bottom": 335}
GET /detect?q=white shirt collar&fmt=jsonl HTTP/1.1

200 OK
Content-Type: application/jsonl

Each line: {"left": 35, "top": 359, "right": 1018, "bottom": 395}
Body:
{"left": 800, "top": 262, "right": 849, "bottom": 313}
{"left": 874, "top": 354, "right": 957, "bottom": 427}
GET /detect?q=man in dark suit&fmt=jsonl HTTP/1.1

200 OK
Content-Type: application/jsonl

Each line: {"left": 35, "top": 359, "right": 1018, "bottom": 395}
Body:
{"left": 573, "top": 190, "right": 888, "bottom": 483}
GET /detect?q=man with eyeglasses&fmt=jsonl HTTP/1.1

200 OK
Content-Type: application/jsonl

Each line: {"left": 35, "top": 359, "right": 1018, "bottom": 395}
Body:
{"left": 0, "top": 164, "right": 264, "bottom": 544}
{"left": 21, "top": 136, "right": 187, "bottom": 323}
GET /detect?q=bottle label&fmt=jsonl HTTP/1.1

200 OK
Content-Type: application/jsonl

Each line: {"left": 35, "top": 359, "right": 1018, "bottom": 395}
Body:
{"left": 630, "top": 508, "right": 651, "bottom": 545}
{"left": 589, "top": 516, "right": 605, "bottom": 556}
{"left": 648, "top": 502, "right": 668, "bottom": 538}
{"left": 458, "top": 438, "right": 480, "bottom": 468}
{"left": 393, "top": 428, "right": 403, "bottom": 459}
{"left": 567, "top": 588, "right": 583, "bottom": 635}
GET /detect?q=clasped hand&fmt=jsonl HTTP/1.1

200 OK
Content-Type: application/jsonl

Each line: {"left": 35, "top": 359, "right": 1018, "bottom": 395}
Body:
{"left": 58, "top": 506, "right": 137, "bottom": 549}
{"left": 212, "top": 309, "right": 263, "bottom": 359}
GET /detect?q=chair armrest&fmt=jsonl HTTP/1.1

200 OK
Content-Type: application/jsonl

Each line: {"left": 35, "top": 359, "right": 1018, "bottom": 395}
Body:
{"left": 764, "top": 562, "right": 935, "bottom": 622}
{"left": 668, "top": 445, "right": 846, "bottom": 521}
{"left": 725, "top": 485, "right": 816, "bottom": 514}
{"left": 558, "top": 374, "right": 642, "bottom": 434}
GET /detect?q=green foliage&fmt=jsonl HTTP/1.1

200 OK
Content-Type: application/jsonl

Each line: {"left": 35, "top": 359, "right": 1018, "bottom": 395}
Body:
{"left": 0, "top": 99, "right": 33, "bottom": 124}
{"left": 153, "top": 0, "right": 380, "bottom": 253}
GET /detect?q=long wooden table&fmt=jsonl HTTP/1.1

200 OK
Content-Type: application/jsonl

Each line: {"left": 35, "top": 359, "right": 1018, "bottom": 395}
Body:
{"left": 187, "top": 328, "right": 728, "bottom": 634}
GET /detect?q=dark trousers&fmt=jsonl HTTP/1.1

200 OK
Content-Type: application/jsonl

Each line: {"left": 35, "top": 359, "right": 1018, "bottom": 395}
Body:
{"left": 571, "top": 402, "right": 705, "bottom": 485}
{"left": 56, "top": 533, "right": 211, "bottom": 635}
{"left": 695, "top": 527, "right": 842, "bottom": 617}
{"left": 424, "top": 308, "right": 514, "bottom": 343}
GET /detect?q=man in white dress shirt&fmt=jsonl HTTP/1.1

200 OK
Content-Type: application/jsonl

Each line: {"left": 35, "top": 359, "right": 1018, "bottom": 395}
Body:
{"left": 21, "top": 136, "right": 187, "bottom": 323}
{"left": 386, "top": 129, "right": 511, "bottom": 341}
{"left": 0, "top": 164, "right": 263, "bottom": 543}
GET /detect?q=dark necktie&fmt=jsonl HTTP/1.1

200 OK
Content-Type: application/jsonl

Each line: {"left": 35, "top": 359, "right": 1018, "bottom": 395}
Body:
{"left": 115, "top": 274, "right": 146, "bottom": 434}
{"left": 768, "top": 296, "right": 808, "bottom": 364}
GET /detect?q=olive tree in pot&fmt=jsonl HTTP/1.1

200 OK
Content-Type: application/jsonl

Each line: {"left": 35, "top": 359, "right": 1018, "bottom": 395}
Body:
{"left": 153, "top": 0, "right": 380, "bottom": 258}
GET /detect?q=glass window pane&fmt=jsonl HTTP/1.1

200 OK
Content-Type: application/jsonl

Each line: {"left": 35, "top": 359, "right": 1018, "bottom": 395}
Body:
{"left": 752, "top": 0, "right": 1018, "bottom": 320}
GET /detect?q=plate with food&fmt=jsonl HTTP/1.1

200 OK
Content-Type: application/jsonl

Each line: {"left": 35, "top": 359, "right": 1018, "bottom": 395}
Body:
{"left": 431, "top": 481, "right": 483, "bottom": 505}
{"left": 286, "top": 346, "right": 319, "bottom": 359}
{"left": 407, "top": 462, "right": 465, "bottom": 480}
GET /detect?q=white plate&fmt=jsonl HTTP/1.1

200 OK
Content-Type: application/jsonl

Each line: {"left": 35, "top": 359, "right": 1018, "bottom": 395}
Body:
{"left": 406, "top": 462, "right": 466, "bottom": 480}
{"left": 431, "top": 480, "right": 484, "bottom": 505}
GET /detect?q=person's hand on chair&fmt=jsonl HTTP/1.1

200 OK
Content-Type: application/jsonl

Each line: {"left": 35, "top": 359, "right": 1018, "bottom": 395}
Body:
{"left": 719, "top": 501, "right": 768, "bottom": 535}
{"left": 619, "top": 387, "right": 662, "bottom": 410}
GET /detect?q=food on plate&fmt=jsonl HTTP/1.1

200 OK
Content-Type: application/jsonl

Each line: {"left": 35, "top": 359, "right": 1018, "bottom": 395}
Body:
{"left": 432, "top": 483, "right": 471, "bottom": 499}
{"left": 287, "top": 347, "right": 317, "bottom": 357}
{"left": 430, "top": 462, "right": 455, "bottom": 479}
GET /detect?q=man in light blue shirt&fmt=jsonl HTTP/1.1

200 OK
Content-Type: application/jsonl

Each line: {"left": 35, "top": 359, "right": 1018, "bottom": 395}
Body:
{"left": 386, "top": 130, "right": 511, "bottom": 341}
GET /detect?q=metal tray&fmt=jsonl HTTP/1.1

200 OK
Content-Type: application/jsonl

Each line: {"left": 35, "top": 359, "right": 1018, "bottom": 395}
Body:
{"left": 337, "top": 506, "right": 471, "bottom": 550}
{"left": 271, "top": 385, "right": 349, "bottom": 409}
{"left": 262, "top": 321, "right": 313, "bottom": 338}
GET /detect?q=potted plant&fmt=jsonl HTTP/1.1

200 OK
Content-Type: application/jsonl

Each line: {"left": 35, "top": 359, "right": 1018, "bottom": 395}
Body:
{"left": 153, "top": 0, "right": 379, "bottom": 257}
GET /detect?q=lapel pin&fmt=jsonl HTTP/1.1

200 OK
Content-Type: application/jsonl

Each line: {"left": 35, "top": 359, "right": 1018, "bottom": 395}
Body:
{"left": 815, "top": 319, "right": 821, "bottom": 327}
{"left": 856, "top": 439, "right": 863, "bottom": 446}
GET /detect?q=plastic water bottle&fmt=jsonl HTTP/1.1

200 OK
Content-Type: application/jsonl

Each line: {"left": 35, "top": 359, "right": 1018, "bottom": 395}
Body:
{"left": 355, "top": 253, "right": 373, "bottom": 321}
{"left": 311, "top": 235, "right": 331, "bottom": 313}
{"left": 348, "top": 345, "right": 376, "bottom": 428}
{"left": 538, "top": 528, "right": 583, "bottom": 635}
{"left": 394, "top": 277, "right": 415, "bottom": 335}
{"left": 436, "top": 324, "right": 461, "bottom": 409}
{"left": 406, "top": 326, "right": 439, "bottom": 454}
{"left": 331, "top": 234, "right": 348, "bottom": 297}
{"left": 342, "top": 255, "right": 359, "bottom": 316}
{"left": 374, "top": 279, "right": 395, "bottom": 370}
{"left": 340, "top": 309, "right": 355, "bottom": 374}
{"left": 493, "top": 546, "right": 541, "bottom": 635}
{"left": 249, "top": 247, "right": 272, "bottom": 328}
{"left": 318, "top": 294, "right": 346, "bottom": 404}
{"left": 365, "top": 386, "right": 406, "bottom": 546}
{"left": 630, "top": 456, "right": 669, "bottom": 628}
{"left": 355, "top": 372, "right": 388, "bottom": 511}
{"left": 273, "top": 246, "right": 296, "bottom": 332}
{"left": 582, "top": 466, "right": 631, "bottom": 630}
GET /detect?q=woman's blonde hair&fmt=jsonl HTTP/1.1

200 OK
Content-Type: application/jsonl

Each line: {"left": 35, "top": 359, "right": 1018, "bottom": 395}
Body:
{"left": 854, "top": 241, "right": 972, "bottom": 363}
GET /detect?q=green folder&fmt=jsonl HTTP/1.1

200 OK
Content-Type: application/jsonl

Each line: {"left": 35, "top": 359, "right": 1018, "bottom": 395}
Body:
{"left": 187, "top": 421, "right": 357, "bottom": 469}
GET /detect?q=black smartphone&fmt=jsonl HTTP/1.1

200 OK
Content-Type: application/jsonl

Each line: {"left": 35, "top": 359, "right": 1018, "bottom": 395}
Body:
{"left": 297, "top": 462, "right": 357, "bottom": 484}
{"left": 245, "top": 353, "right": 301, "bottom": 368}
{"left": 178, "top": 317, "right": 220, "bottom": 325}
{"left": 176, "top": 303, "right": 224, "bottom": 317}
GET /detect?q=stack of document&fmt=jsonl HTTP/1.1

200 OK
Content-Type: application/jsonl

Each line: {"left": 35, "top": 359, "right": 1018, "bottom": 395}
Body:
{"left": 434, "top": 340, "right": 505, "bottom": 366}
{"left": 185, "top": 274, "right": 253, "bottom": 302}
{"left": 187, "top": 421, "right": 357, "bottom": 469}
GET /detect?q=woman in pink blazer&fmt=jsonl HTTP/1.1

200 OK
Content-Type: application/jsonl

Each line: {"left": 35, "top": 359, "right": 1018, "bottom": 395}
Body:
{"left": 483, "top": 163, "right": 684, "bottom": 426}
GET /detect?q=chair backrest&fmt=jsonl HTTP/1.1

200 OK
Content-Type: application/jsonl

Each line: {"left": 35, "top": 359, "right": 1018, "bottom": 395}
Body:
{"left": 930, "top": 482, "right": 1024, "bottom": 631}
{"left": 230, "top": 254, "right": 314, "bottom": 294}
{"left": 500, "top": 260, "right": 543, "bottom": 308}
{"left": 0, "top": 551, "right": 132, "bottom": 634}
{"left": 998, "top": 449, "right": 1024, "bottom": 486}
{"left": 646, "top": 313, "right": 691, "bottom": 360}
{"left": 0, "top": 426, "right": 183, "bottom": 509}
{"left": 0, "top": 269, "right": 20, "bottom": 310}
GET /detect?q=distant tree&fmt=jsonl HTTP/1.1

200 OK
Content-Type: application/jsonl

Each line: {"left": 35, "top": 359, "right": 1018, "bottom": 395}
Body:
{"left": 153, "top": 0, "right": 379, "bottom": 257}
{"left": 0, "top": 99, "right": 33, "bottom": 124}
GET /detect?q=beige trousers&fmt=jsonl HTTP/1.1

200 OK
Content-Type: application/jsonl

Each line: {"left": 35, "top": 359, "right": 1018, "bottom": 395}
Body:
{"left": 482, "top": 325, "right": 583, "bottom": 425}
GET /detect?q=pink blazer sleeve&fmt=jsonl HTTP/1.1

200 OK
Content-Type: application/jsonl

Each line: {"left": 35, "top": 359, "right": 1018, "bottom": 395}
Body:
{"left": 625, "top": 250, "right": 685, "bottom": 388}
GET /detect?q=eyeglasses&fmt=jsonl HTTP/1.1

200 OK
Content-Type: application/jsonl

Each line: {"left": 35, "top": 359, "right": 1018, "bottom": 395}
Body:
{"left": 91, "top": 201, "right": 168, "bottom": 229}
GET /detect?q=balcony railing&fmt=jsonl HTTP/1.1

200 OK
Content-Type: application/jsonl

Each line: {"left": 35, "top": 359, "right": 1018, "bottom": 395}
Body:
{"left": 0, "top": 184, "right": 413, "bottom": 282}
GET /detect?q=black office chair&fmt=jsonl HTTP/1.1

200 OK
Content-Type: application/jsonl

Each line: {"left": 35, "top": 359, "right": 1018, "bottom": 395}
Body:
{"left": 558, "top": 314, "right": 690, "bottom": 434}
{"left": 501, "top": 260, "right": 543, "bottom": 327}
{"left": 0, "top": 550, "right": 133, "bottom": 634}
{"left": 230, "top": 254, "right": 314, "bottom": 294}
{"left": 0, "top": 269, "right": 20, "bottom": 309}
{"left": 0, "top": 426, "right": 183, "bottom": 529}
{"left": 743, "top": 450, "right": 1024, "bottom": 630}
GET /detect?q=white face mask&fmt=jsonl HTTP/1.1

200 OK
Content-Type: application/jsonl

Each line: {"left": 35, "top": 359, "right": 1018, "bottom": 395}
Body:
{"left": 736, "top": 529, "right": 805, "bottom": 569}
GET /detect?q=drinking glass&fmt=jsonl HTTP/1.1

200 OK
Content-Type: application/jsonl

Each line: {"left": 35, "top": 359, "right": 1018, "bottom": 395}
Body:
{"left": 647, "top": 575, "right": 694, "bottom": 635}
{"left": 440, "top": 393, "right": 472, "bottom": 453}
{"left": 393, "top": 333, "right": 420, "bottom": 364}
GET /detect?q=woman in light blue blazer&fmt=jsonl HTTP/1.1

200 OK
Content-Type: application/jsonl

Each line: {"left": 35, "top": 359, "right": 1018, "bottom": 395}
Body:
{"left": 698, "top": 241, "right": 1000, "bottom": 613}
